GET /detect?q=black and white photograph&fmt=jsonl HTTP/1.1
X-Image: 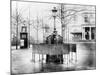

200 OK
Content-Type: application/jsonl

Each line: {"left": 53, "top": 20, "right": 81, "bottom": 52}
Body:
{"left": 11, "top": 0, "right": 96, "bottom": 74}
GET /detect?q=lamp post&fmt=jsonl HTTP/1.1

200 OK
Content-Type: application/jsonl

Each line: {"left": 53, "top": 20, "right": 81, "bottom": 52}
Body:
{"left": 28, "top": 6, "right": 30, "bottom": 48}
{"left": 52, "top": 7, "right": 58, "bottom": 31}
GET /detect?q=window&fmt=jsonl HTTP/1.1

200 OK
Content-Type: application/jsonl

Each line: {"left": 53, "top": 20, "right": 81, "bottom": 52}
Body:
{"left": 85, "top": 27, "right": 90, "bottom": 40}
{"left": 91, "top": 27, "right": 96, "bottom": 40}
{"left": 22, "top": 34, "right": 26, "bottom": 38}
{"left": 21, "top": 26, "right": 27, "bottom": 32}
{"left": 84, "top": 27, "right": 96, "bottom": 40}
{"left": 84, "top": 16, "right": 89, "bottom": 23}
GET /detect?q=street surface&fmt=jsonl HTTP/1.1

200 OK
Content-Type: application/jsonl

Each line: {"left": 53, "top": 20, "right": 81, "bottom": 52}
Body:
{"left": 11, "top": 43, "right": 96, "bottom": 74}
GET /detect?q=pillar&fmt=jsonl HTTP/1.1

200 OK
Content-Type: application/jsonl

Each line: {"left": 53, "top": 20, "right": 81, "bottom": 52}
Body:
{"left": 82, "top": 27, "right": 85, "bottom": 40}
{"left": 89, "top": 27, "right": 91, "bottom": 40}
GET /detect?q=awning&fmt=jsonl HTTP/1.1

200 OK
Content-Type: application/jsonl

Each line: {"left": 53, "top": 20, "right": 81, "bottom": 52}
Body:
{"left": 71, "top": 32, "right": 82, "bottom": 35}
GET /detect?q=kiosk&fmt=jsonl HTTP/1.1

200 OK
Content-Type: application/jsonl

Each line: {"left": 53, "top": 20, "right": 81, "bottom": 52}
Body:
{"left": 20, "top": 26, "right": 28, "bottom": 49}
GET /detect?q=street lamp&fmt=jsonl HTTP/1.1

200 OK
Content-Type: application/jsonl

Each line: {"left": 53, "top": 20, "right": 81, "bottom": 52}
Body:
{"left": 52, "top": 7, "right": 58, "bottom": 31}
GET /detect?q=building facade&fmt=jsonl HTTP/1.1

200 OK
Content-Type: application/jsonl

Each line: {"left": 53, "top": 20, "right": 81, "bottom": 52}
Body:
{"left": 65, "top": 10, "right": 96, "bottom": 42}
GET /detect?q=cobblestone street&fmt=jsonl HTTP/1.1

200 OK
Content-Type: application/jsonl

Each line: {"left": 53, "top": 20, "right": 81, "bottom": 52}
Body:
{"left": 11, "top": 43, "right": 96, "bottom": 74}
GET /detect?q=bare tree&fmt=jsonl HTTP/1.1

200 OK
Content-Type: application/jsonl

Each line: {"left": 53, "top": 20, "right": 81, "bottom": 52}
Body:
{"left": 57, "top": 4, "right": 87, "bottom": 42}
{"left": 30, "top": 16, "right": 42, "bottom": 43}
{"left": 11, "top": 5, "right": 24, "bottom": 49}
{"left": 31, "top": 17, "right": 50, "bottom": 43}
